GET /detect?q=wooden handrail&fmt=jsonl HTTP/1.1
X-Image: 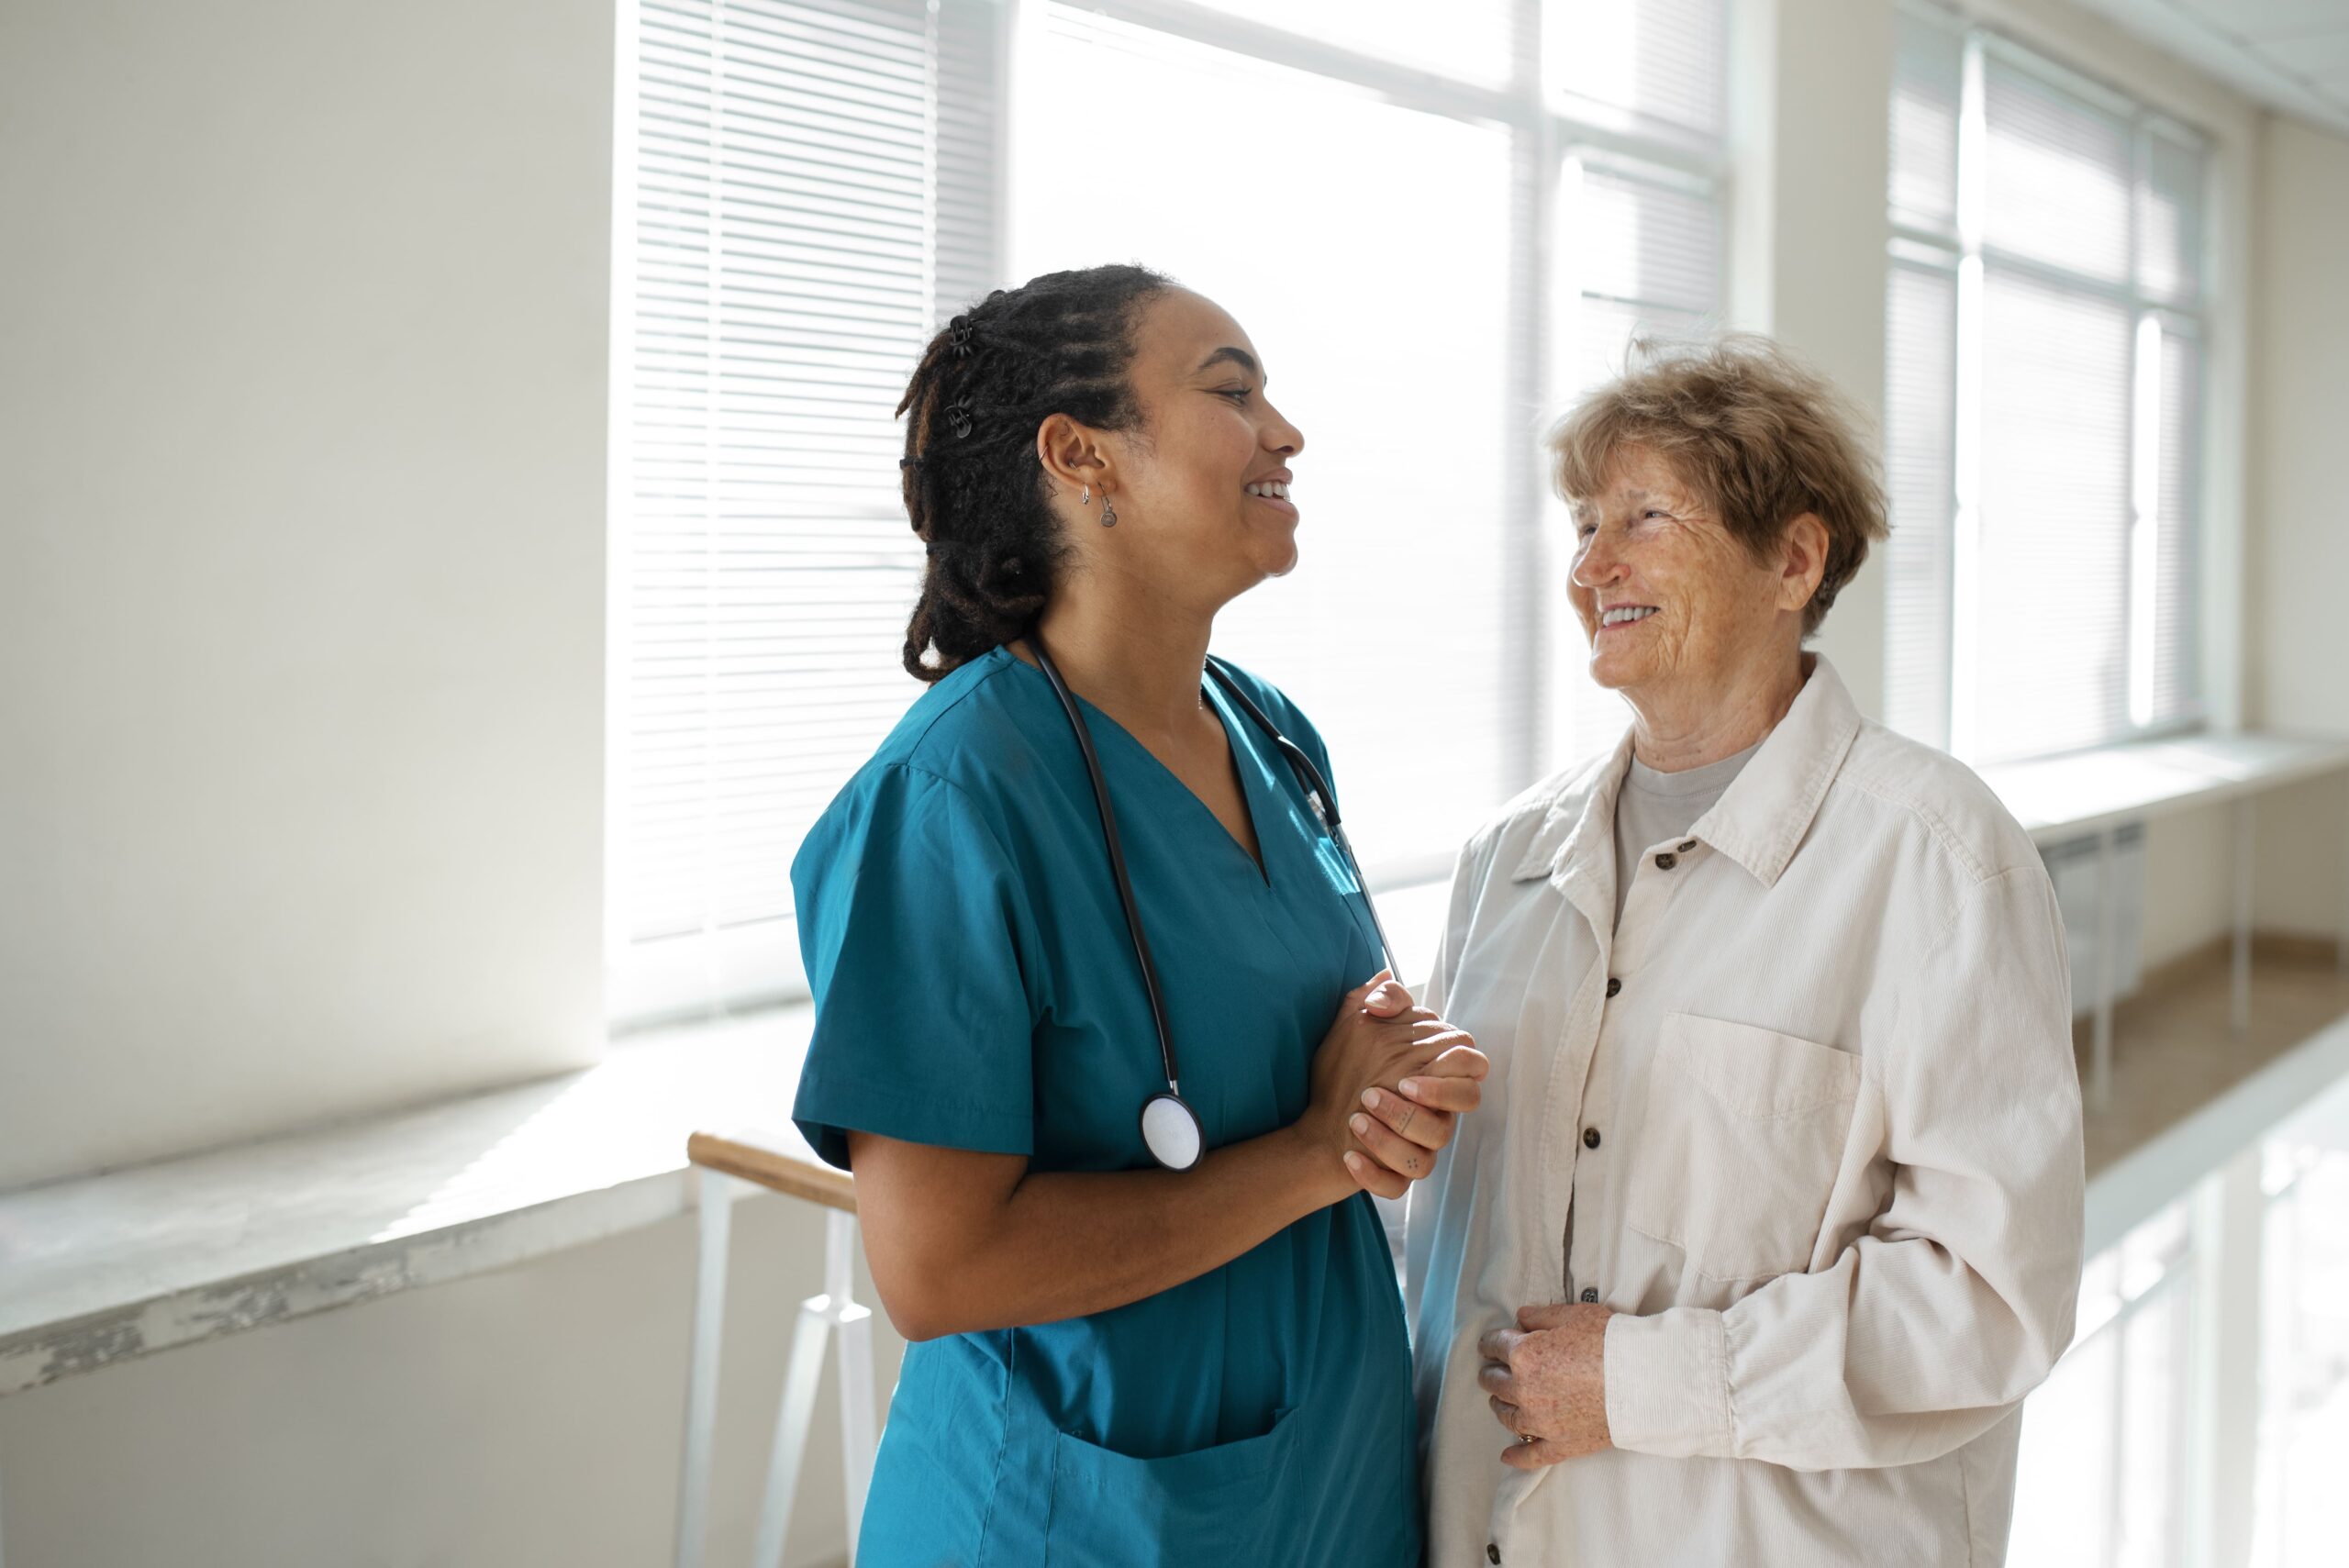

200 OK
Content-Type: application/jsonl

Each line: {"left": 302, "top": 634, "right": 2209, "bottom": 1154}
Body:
{"left": 686, "top": 1129, "right": 855, "bottom": 1214}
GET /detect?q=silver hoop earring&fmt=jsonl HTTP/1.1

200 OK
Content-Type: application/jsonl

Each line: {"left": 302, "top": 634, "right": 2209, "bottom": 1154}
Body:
{"left": 1079, "top": 484, "right": 1090, "bottom": 506}
{"left": 1100, "top": 498, "right": 1118, "bottom": 528}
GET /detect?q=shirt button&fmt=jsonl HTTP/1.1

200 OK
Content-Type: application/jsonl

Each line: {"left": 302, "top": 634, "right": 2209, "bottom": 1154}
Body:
{"left": 1487, "top": 1547, "right": 1502, "bottom": 1565}
{"left": 1654, "top": 851, "right": 1678, "bottom": 870}
{"left": 1676, "top": 839, "right": 1698, "bottom": 852}
{"left": 1605, "top": 976, "right": 1621, "bottom": 998}
{"left": 1581, "top": 1286, "right": 1599, "bottom": 1303}
{"left": 1583, "top": 1127, "right": 1601, "bottom": 1150}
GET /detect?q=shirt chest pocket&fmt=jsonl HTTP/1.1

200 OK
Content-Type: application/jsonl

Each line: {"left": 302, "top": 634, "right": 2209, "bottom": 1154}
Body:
{"left": 1623, "top": 1012, "right": 1863, "bottom": 1284}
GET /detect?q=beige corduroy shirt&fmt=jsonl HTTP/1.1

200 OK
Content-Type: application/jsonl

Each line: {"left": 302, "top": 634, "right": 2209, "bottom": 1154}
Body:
{"left": 1407, "top": 655, "right": 2085, "bottom": 1567}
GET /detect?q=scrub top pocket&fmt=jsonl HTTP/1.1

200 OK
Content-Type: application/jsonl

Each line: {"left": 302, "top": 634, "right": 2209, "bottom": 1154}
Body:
{"left": 1042, "top": 1406, "right": 1300, "bottom": 1567}
{"left": 1625, "top": 1012, "right": 1862, "bottom": 1285}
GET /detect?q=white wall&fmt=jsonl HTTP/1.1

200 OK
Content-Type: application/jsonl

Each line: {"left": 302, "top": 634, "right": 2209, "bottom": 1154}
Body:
{"left": 0, "top": 1194, "right": 905, "bottom": 1568}
{"left": 0, "top": 0, "right": 613, "bottom": 1190}
{"left": 1731, "top": 0, "right": 1896, "bottom": 722}
{"left": 2248, "top": 118, "right": 2349, "bottom": 942}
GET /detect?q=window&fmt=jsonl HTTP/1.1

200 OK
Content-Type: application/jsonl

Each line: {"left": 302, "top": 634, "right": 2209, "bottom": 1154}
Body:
{"left": 1884, "top": 5, "right": 2208, "bottom": 764}
{"left": 610, "top": 0, "right": 1726, "bottom": 1022}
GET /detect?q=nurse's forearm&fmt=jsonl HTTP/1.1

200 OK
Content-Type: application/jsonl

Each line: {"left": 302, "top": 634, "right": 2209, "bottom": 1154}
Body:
{"left": 847, "top": 1126, "right": 1356, "bottom": 1342}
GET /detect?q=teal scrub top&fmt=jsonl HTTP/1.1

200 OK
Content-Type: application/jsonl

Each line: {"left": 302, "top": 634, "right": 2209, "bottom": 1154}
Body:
{"left": 792, "top": 646, "right": 1422, "bottom": 1568}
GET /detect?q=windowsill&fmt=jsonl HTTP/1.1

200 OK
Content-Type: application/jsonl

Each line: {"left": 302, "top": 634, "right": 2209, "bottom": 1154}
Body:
{"left": 0, "top": 1003, "right": 820, "bottom": 1399}
{"left": 1974, "top": 728, "right": 2349, "bottom": 843}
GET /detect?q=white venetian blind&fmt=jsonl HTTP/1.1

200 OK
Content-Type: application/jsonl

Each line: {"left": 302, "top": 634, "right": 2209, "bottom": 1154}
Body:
{"left": 1550, "top": 0, "right": 1727, "bottom": 143}
{"left": 1889, "top": 6, "right": 1962, "bottom": 230}
{"left": 1982, "top": 56, "right": 2132, "bottom": 284}
{"left": 2139, "top": 128, "right": 2205, "bottom": 306}
{"left": 1882, "top": 15, "right": 2208, "bottom": 763}
{"left": 612, "top": 0, "right": 1002, "bottom": 1022}
{"left": 1560, "top": 163, "right": 1722, "bottom": 394}
{"left": 1883, "top": 258, "right": 1958, "bottom": 748}
{"left": 1540, "top": 0, "right": 1727, "bottom": 773}
{"left": 1974, "top": 269, "right": 2134, "bottom": 761}
{"left": 1546, "top": 160, "right": 1724, "bottom": 761}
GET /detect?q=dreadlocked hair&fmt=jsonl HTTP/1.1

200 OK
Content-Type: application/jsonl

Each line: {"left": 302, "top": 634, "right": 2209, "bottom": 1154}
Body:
{"left": 896, "top": 263, "right": 1172, "bottom": 681}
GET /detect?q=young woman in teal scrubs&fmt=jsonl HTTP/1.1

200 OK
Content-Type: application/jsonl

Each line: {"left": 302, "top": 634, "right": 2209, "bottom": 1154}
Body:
{"left": 791, "top": 264, "right": 1486, "bottom": 1565}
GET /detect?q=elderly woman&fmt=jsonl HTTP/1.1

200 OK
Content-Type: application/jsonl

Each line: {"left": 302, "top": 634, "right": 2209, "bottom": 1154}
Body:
{"left": 1397, "top": 338, "right": 2084, "bottom": 1565}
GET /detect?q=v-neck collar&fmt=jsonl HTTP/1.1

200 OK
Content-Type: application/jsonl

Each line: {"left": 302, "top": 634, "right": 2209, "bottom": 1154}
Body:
{"left": 1001, "top": 648, "right": 1275, "bottom": 889}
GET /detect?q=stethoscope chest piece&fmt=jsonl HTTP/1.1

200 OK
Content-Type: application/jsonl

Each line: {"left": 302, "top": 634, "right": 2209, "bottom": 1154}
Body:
{"left": 1139, "top": 1090, "right": 1204, "bottom": 1172}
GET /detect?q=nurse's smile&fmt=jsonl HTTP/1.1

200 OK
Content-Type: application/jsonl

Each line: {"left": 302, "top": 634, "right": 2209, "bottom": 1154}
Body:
{"left": 1243, "top": 467, "right": 1297, "bottom": 522}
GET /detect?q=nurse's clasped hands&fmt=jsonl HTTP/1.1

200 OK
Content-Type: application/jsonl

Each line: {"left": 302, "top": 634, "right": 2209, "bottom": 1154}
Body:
{"left": 1294, "top": 971, "right": 1487, "bottom": 1201}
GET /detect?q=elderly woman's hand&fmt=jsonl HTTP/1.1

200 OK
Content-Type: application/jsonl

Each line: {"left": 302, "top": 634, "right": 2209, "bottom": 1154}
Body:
{"left": 1477, "top": 1303, "right": 1613, "bottom": 1468}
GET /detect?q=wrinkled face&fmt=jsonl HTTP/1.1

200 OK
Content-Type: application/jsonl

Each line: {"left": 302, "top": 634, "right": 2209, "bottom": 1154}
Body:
{"left": 1097, "top": 289, "right": 1306, "bottom": 603}
{"left": 1566, "top": 443, "right": 1791, "bottom": 700}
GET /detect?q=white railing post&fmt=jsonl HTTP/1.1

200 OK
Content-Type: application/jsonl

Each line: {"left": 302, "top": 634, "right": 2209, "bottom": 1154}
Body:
{"left": 2093, "top": 826, "right": 2119, "bottom": 1112}
{"left": 676, "top": 1168, "right": 740, "bottom": 1568}
{"left": 750, "top": 1209, "right": 877, "bottom": 1568}
{"left": 831, "top": 1211, "right": 878, "bottom": 1559}
{"left": 2183, "top": 1147, "right": 2266, "bottom": 1568}
{"left": 2232, "top": 799, "right": 2255, "bottom": 1036}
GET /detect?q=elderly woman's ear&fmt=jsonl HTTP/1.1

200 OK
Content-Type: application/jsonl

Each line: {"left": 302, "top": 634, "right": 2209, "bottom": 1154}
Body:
{"left": 1778, "top": 511, "right": 1830, "bottom": 618}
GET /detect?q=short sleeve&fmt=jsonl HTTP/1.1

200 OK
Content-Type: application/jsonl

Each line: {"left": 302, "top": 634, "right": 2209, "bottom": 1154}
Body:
{"left": 790, "top": 762, "right": 1041, "bottom": 1169}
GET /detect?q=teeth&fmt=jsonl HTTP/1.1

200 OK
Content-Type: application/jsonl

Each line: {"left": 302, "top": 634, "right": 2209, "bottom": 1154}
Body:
{"left": 1602, "top": 606, "right": 1658, "bottom": 627}
{"left": 1245, "top": 481, "right": 1291, "bottom": 500}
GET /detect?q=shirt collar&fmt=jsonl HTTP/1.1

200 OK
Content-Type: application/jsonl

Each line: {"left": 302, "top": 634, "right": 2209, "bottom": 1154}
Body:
{"left": 1510, "top": 653, "right": 1863, "bottom": 893}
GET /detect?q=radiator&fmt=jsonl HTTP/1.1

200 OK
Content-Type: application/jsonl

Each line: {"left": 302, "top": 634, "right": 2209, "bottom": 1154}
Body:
{"left": 2043, "top": 823, "right": 2146, "bottom": 1017}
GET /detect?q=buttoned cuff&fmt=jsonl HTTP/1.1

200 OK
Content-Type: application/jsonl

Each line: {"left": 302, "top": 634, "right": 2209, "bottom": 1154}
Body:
{"left": 1603, "top": 1307, "right": 1734, "bottom": 1458}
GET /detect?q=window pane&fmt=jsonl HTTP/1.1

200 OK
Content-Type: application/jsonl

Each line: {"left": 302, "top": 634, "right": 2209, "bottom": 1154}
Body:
{"left": 1890, "top": 9, "right": 1963, "bottom": 229}
{"left": 1573, "top": 166, "right": 1720, "bottom": 314}
{"left": 1175, "top": 0, "right": 1512, "bottom": 87}
{"left": 1014, "top": 6, "right": 1519, "bottom": 872}
{"left": 1550, "top": 0, "right": 1728, "bottom": 141}
{"left": 1973, "top": 268, "right": 2132, "bottom": 762}
{"left": 2139, "top": 131, "right": 2206, "bottom": 306}
{"left": 1884, "top": 258, "right": 1958, "bottom": 749}
{"left": 1983, "top": 54, "right": 2132, "bottom": 284}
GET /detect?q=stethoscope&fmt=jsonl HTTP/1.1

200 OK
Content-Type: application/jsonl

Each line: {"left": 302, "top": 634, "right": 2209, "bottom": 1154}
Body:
{"left": 1023, "top": 633, "right": 1397, "bottom": 1172}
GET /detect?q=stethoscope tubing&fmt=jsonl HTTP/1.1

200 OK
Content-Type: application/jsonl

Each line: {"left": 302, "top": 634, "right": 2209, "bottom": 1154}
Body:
{"left": 1024, "top": 635, "right": 1183, "bottom": 1093}
{"left": 1022, "top": 633, "right": 1398, "bottom": 1105}
{"left": 1198, "top": 660, "right": 1400, "bottom": 977}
